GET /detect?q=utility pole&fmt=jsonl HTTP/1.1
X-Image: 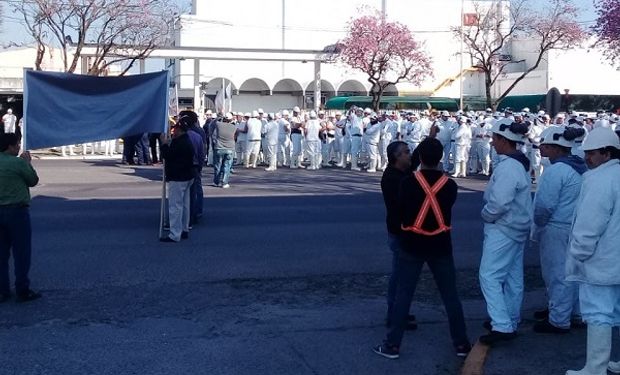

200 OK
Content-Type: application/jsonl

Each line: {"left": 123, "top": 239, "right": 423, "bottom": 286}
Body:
{"left": 381, "top": 0, "right": 386, "bottom": 18}
{"left": 459, "top": 0, "right": 465, "bottom": 110}
{"left": 282, "top": 0, "right": 286, "bottom": 77}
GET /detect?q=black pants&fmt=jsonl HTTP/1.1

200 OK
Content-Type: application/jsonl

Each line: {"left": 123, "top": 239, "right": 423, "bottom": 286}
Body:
{"left": 386, "top": 250, "right": 468, "bottom": 348}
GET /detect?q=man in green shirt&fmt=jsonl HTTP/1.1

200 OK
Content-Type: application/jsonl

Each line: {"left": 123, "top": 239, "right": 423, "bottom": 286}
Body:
{"left": 0, "top": 133, "right": 41, "bottom": 303}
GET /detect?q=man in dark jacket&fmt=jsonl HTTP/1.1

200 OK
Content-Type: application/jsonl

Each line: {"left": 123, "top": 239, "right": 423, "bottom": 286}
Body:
{"left": 160, "top": 116, "right": 195, "bottom": 243}
{"left": 374, "top": 138, "right": 470, "bottom": 359}
{"left": 380, "top": 141, "right": 417, "bottom": 330}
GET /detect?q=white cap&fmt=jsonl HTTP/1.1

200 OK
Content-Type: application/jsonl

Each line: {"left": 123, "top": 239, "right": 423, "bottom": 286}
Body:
{"left": 293, "top": 106, "right": 300, "bottom": 113}
{"left": 282, "top": 109, "right": 290, "bottom": 116}
{"left": 224, "top": 113, "right": 233, "bottom": 120}
{"left": 491, "top": 118, "right": 528, "bottom": 142}
{"left": 581, "top": 127, "right": 620, "bottom": 151}
{"left": 540, "top": 126, "right": 575, "bottom": 148}
{"left": 252, "top": 110, "right": 259, "bottom": 118}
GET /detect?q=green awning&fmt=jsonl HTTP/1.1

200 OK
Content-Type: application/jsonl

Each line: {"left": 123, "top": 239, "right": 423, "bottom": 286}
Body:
{"left": 324, "top": 96, "right": 458, "bottom": 111}
{"left": 497, "top": 95, "right": 545, "bottom": 111}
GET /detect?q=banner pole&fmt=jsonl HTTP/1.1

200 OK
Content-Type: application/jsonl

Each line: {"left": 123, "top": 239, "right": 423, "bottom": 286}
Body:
{"left": 22, "top": 68, "right": 33, "bottom": 151}
{"left": 160, "top": 71, "right": 174, "bottom": 240}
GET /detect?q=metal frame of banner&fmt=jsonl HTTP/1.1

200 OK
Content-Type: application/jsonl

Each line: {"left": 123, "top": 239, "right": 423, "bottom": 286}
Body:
{"left": 21, "top": 68, "right": 33, "bottom": 152}
{"left": 159, "top": 71, "right": 179, "bottom": 240}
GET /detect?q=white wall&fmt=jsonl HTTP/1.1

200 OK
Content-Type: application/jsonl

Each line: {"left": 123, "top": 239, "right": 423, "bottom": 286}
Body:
{"left": 548, "top": 41, "right": 620, "bottom": 95}
{"left": 179, "top": 0, "right": 510, "bottom": 98}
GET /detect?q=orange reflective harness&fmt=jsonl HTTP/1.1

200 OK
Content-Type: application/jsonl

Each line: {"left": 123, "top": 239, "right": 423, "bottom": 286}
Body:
{"left": 401, "top": 171, "right": 451, "bottom": 236}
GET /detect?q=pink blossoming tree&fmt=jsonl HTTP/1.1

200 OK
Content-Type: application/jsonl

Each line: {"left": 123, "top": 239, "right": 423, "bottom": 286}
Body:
{"left": 593, "top": 0, "right": 620, "bottom": 65}
{"left": 13, "top": 0, "right": 180, "bottom": 75}
{"left": 337, "top": 11, "right": 433, "bottom": 112}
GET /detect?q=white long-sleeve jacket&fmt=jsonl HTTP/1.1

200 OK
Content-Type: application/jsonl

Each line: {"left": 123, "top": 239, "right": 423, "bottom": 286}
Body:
{"left": 566, "top": 159, "right": 620, "bottom": 285}
{"left": 481, "top": 153, "right": 533, "bottom": 242}
{"left": 533, "top": 157, "right": 586, "bottom": 229}
{"left": 454, "top": 124, "right": 472, "bottom": 146}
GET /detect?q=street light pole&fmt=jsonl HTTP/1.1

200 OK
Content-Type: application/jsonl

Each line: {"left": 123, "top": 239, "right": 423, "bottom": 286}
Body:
{"left": 459, "top": 0, "right": 464, "bottom": 111}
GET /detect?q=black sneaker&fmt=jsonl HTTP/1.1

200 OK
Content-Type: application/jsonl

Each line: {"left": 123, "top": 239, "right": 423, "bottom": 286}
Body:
{"left": 482, "top": 320, "right": 492, "bottom": 331}
{"left": 533, "top": 308, "right": 549, "bottom": 320}
{"left": 570, "top": 318, "right": 586, "bottom": 329}
{"left": 181, "top": 231, "right": 189, "bottom": 239}
{"left": 16, "top": 290, "right": 42, "bottom": 303}
{"left": 455, "top": 342, "right": 472, "bottom": 357}
{"left": 373, "top": 343, "right": 399, "bottom": 359}
{"left": 159, "top": 237, "right": 177, "bottom": 243}
{"left": 479, "top": 331, "right": 517, "bottom": 346}
{"left": 533, "top": 319, "right": 570, "bottom": 334}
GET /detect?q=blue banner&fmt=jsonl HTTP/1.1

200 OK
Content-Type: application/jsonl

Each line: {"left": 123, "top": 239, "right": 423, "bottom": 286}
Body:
{"left": 24, "top": 70, "right": 169, "bottom": 150}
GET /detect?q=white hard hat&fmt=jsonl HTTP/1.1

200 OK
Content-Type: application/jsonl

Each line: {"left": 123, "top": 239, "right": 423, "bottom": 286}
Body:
{"left": 309, "top": 110, "right": 317, "bottom": 118}
{"left": 540, "top": 126, "right": 575, "bottom": 148}
{"left": 581, "top": 127, "right": 620, "bottom": 151}
{"left": 252, "top": 110, "right": 259, "bottom": 118}
{"left": 211, "top": 113, "right": 217, "bottom": 119}
{"left": 293, "top": 106, "right": 300, "bottom": 113}
{"left": 441, "top": 110, "right": 450, "bottom": 117}
{"left": 244, "top": 112, "right": 251, "bottom": 117}
{"left": 537, "top": 110, "right": 546, "bottom": 117}
{"left": 364, "top": 107, "right": 372, "bottom": 114}
{"left": 206, "top": 109, "right": 213, "bottom": 115}
{"left": 257, "top": 108, "right": 264, "bottom": 114}
{"left": 335, "top": 111, "right": 342, "bottom": 116}
{"left": 522, "top": 107, "right": 530, "bottom": 113}
{"left": 491, "top": 118, "right": 528, "bottom": 143}
{"left": 224, "top": 112, "right": 233, "bottom": 120}
{"left": 318, "top": 110, "right": 325, "bottom": 115}
{"left": 282, "top": 109, "right": 290, "bottom": 116}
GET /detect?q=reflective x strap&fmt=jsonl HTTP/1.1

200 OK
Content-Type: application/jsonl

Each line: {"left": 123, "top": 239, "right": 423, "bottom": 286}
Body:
{"left": 413, "top": 172, "right": 448, "bottom": 229}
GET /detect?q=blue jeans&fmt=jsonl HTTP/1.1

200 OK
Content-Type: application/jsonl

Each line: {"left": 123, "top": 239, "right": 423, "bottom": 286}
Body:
{"left": 0, "top": 206, "right": 32, "bottom": 295}
{"left": 387, "top": 233, "right": 401, "bottom": 320}
{"left": 386, "top": 250, "right": 468, "bottom": 348}
{"left": 213, "top": 149, "right": 234, "bottom": 185}
{"left": 190, "top": 166, "right": 203, "bottom": 224}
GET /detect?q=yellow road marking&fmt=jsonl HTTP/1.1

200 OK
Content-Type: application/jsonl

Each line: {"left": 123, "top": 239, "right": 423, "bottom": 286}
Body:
{"left": 460, "top": 340, "right": 490, "bottom": 375}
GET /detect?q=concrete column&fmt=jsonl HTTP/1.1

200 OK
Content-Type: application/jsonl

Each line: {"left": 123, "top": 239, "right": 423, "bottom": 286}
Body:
{"left": 314, "top": 61, "right": 321, "bottom": 112}
{"left": 193, "top": 59, "right": 201, "bottom": 111}
{"left": 139, "top": 59, "right": 146, "bottom": 74}
{"left": 81, "top": 57, "right": 88, "bottom": 75}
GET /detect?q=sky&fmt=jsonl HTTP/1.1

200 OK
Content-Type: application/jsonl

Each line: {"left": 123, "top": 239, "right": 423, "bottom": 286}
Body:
{"left": 0, "top": 0, "right": 598, "bottom": 47}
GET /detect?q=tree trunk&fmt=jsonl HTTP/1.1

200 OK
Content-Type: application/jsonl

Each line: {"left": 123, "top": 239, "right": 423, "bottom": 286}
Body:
{"left": 485, "top": 70, "right": 493, "bottom": 110}
{"left": 34, "top": 43, "right": 45, "bottom": 71}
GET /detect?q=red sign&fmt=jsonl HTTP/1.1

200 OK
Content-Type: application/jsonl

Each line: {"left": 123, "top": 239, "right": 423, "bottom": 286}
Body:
{"left": 463, "top": 13, "right": 479, "bottom": 26}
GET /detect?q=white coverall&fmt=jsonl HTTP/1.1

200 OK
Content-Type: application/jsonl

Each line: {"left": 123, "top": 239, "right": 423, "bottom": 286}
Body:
{"left": 452, "top": 122, "right": 472, "bottom": 177}
{"left": 277, "top": 118, "right": 291, "bottom": 167}
{"left": 364, "top": 120, "right": 382, "bottom": 172}
{"left": 245, "top": 118, "right": 263, "bottom": 168}
{"left": 304, "top": 119, "right": 323, "bottom": 170}
{"left": 262, "top": 120, "right": 280, "bottom": 171}
{"left": 348, "top": 113, "right": 364, "bottom": 171}
{"left": 480, "top": 154, "right": 533, "bottom": 333}
{"left": 533, "top": 158, "right": 585, "bottom": 329}
{"left": 565, "top": 159, "right": 620, "bottom": 375}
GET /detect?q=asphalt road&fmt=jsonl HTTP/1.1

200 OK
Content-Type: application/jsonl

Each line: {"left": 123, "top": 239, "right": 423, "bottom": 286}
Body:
{"left": 0, "top": 159, "right": 608, "bottom": 375}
